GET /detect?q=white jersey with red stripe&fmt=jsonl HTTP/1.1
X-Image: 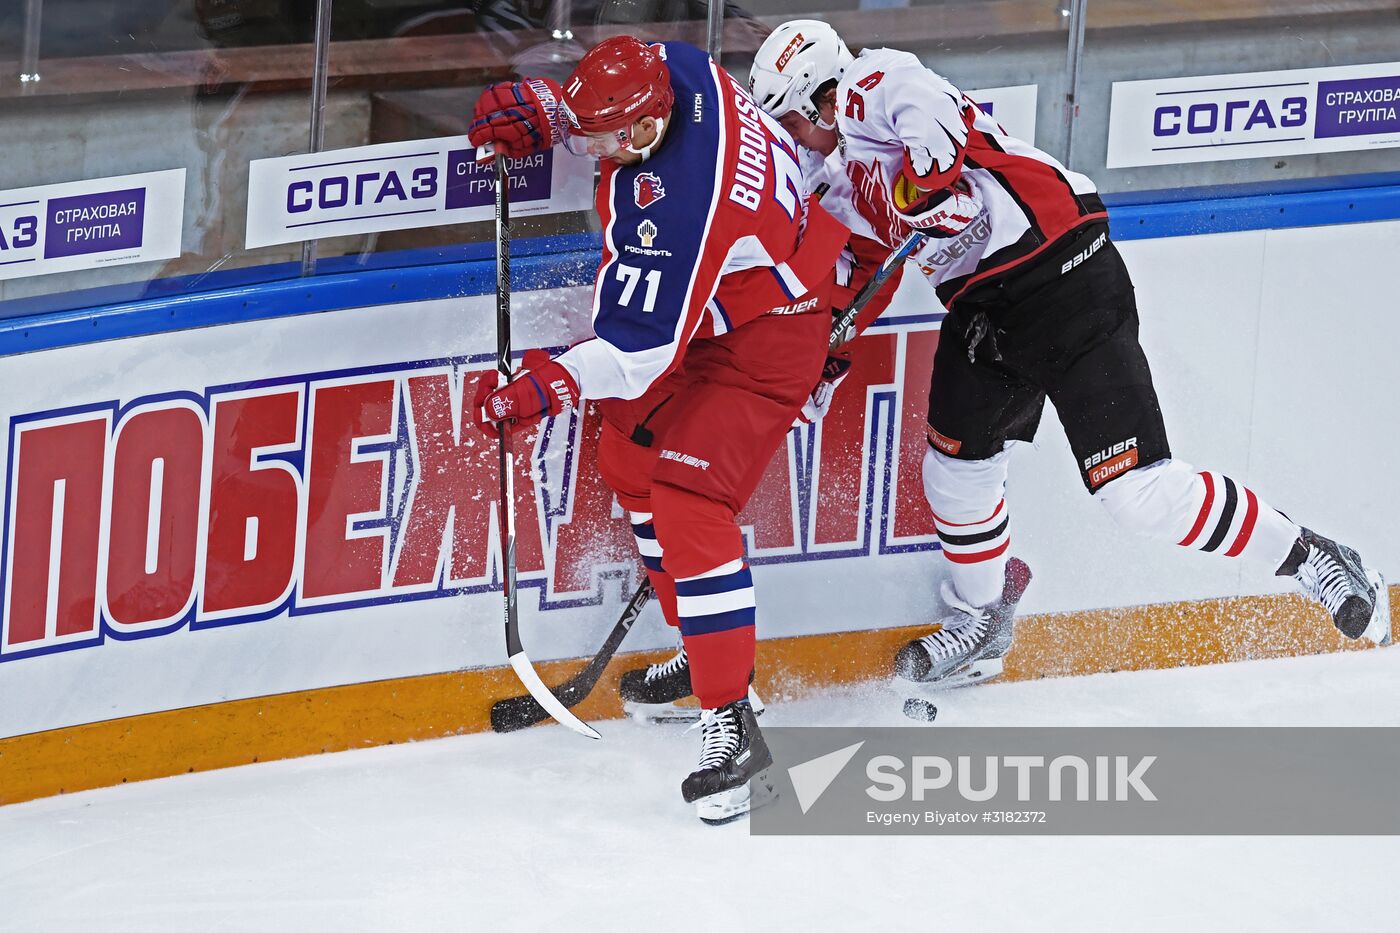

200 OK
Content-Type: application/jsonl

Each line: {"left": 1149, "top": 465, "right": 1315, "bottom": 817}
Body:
{"left": 826, "top": 47, "right": 1107, "bottom": 307}
{"left": 555, "top": 41, "right": 841, "bottom": 402}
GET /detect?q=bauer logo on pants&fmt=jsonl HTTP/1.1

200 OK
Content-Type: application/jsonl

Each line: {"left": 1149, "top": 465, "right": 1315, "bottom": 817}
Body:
{"left": 1085, "top": 437, "right": 1139, "bottom": 488}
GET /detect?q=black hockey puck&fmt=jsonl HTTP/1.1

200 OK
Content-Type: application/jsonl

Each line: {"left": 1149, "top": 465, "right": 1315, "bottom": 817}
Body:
{"left": 902, "top": 697, "right": 938, "bottom": 722}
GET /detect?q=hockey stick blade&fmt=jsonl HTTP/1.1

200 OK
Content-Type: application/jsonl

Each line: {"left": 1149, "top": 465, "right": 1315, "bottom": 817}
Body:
{"left": 508, "top": 652, "right": 601, "bottom": 739}
{"left": 491, "top": 579, "right": 653, "bottom": 733}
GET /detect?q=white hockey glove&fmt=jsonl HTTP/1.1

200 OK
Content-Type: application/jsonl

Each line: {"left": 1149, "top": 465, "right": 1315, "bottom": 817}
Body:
{"left": 796, "top": 354, "right": 854, "bottom": 425}
{"left": 834, "top": 243, "right": 856, "bottom": 290}
{"left": 892, "top": 174, "right": 980, "bottom": 238}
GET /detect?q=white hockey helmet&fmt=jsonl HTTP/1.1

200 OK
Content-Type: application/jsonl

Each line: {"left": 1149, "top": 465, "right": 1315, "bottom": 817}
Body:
{"left": 748, "top": 20, "right": 853, "bottom": 124}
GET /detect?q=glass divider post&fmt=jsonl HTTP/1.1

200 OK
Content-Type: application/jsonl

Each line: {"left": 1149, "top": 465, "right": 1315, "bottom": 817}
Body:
{"left": 19, "top": 0, "right": 42, "bottom": 94}
{"left": 301, "top": 0, "right": 335, "bottom": 277}
{"left": 707, "top": 0, "right": 724, "bottom": 60}
{"left": 1062, "top": 0, "right": 1089, "bottom": 168}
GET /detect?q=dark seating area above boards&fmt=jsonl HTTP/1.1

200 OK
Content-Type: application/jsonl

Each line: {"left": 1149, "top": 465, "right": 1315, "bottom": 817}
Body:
{"left": 2, "top": 0, "right": 1393, "bottom": 102}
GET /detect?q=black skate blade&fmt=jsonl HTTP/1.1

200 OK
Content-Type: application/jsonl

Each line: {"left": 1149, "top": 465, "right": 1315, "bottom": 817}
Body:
{"left": 625, "top": 700, "right": 702, "bottom": 724}
{"left": 897, "top": 655, "right": 1006, "bottom": 691}
{"left": 627, "top": 687, "right": 765, "bottom": 725}
{"left": 696, "top": 769, "right": 778, "bottom": 825}
{"left": 1363, "top": 569, "right": 1392, "bottom": 646}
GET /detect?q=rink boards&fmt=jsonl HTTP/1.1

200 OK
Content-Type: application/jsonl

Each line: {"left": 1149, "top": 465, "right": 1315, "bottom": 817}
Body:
{"left": 1, "top": 217, "right": 1398, "bottom": 804}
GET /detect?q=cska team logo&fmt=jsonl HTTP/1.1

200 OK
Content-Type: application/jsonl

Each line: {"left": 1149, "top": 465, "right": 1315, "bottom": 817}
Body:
{"left": 633, "top": 172, "right": 666, "bottom": 209}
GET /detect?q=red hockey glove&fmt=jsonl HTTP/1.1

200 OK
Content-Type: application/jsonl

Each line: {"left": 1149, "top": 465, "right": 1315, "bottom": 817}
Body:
{"left": 468, "top": 79, "right": 565, "bottom": 160}
{"left": 797, "top": 353, "right": 854, "bottom": 424}
{"left": 474, "top": 349, "right": 580, "bottom": 437}
{"left": 892, "top": 174, "right": 980, "bottom": 237}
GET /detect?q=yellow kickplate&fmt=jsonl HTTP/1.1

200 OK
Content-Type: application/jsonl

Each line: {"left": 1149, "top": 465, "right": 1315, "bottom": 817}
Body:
{"left": 1, "top": 586, "right": 1391, "bottom": 807}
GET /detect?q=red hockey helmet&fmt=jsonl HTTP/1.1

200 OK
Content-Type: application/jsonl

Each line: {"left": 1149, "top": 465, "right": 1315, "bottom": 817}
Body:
{"left": 560, "top": 36, "right": 675, "bottom": 159}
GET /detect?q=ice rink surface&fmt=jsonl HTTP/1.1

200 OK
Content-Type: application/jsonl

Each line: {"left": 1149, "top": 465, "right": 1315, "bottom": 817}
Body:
{"left": 3, "top": 647, "right": 1397, "bottom": 932}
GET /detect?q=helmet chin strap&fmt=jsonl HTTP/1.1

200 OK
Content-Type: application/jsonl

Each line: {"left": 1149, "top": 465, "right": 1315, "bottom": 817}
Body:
{"left": 815, "top": 113, "right": 838, "bottom": 131}
{"left": 624, "top": 116, "right": 667, "bottom": 162}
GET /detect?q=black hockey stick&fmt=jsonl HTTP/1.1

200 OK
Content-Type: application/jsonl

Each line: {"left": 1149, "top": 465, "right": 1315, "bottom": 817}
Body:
{"left": 482, "top": 146, "right": 600, "bottom": 740}
{"left": 829, "top": 229, "right": 927, "bottom": 351}
{"left": 490, "top": 577, "right": 655, "bottom": 733}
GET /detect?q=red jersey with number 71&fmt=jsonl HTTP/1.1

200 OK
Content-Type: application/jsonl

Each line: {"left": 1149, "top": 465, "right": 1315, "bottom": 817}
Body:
{"left": 554, "top": 41, "right": 847, "bottom": 402}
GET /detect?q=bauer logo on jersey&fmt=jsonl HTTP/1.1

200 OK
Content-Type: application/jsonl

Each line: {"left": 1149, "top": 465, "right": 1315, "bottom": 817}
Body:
{"left": 637, "top": 219, "right": 658, "bottom": 247}
{"left": 634, "top": 173, "right": 666, "bottom": 209}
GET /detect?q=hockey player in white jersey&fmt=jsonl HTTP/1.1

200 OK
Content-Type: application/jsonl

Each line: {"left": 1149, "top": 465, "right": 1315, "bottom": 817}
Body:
{"left": 749, "top": 22, "right": 1390, "bottom": 688}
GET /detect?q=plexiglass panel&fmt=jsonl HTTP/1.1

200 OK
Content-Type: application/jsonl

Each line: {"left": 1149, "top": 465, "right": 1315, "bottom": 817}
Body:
{"left": 1073, "top": 0, "right": 1400, "bottom": 194}
{"left": 0, "top": 0, "right": 322, "bottom": 316}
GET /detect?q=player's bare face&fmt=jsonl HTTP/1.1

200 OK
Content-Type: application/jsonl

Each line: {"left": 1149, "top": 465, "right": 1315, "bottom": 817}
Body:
{"left": 603, "top": 117, "right": 662, "bottom": 166}
{"left": 777, "top": 91, "right": 839, "bottom": 156}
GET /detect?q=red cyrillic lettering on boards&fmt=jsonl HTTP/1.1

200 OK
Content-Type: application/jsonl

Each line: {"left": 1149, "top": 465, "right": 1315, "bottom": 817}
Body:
{"left": 550, "top": 407, "right": 637, "bottom": 596}
{"left": 393, "top": 371, "right": 499, "bottom": 588}
{"left": 510, "top": 426, "right": 548, "bottom": 577}
{"left": 893, "top": 330, "right": 939, "bottom": 539}
{"left": 4, "top": 416, "right": 108, "bottom": 650}
{"left": 303, "top": 380, "right": 396, "bottom": 600}
{"left": 203, "top": 390, "right": 302, "bottom": 616}
{"left": 812, "top": 333, "right": 896, "bottom": 547}
{"left": 394, "top": 370, "right": 547, "bottom": 590}
{"left": 737, "top": 440, "right": 797, "bottom": 553}
{"left": 106, "top": 405, "right": 205, "bottom": 629}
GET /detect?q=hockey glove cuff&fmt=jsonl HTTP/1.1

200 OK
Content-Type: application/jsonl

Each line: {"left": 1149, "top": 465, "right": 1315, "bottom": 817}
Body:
{"left": 474, "top": 349, "right": 580, "bottom": 437}
{"left": 892, "top": 175, "right": 980, "bottom": 237}
{"left": 797, "top": 353, "right": 854, "bottom": 425}
{"left": 469, "top": 79, "right": 567, "bottom": 160}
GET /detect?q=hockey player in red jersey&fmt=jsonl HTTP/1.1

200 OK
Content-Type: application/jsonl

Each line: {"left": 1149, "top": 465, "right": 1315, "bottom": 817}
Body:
{"left": 469, "top": 36, "right": 846, "bottom": 821}
{"left": 749, "top": 21, "right": 1390, "bottom": 688}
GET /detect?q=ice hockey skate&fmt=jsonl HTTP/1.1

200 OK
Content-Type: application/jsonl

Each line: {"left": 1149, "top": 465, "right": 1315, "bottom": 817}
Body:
{"left": 619, "top": 647, "right": 765, "bottom": 723}
{"left": 1279, "top": 528, "right": 1391, "bottom": 645}
{"left": 680, "top": 698, "right": 776, "bottom": 825}
{"left": 894, "top": 557, "right": 1032, "bottom": 687}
